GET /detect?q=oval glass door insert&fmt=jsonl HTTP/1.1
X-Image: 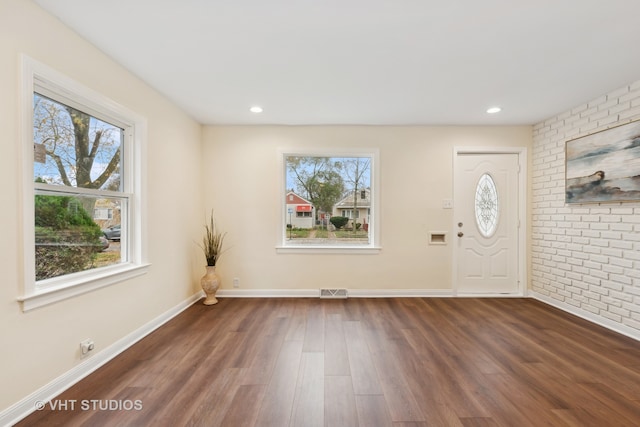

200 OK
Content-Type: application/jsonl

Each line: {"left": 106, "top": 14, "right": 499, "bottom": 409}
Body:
{"left": 475, "top": 173, "right": 499, "bottom": 237}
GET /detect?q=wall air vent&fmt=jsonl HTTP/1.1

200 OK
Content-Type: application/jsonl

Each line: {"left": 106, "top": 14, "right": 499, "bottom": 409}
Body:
{"left": 319, "top": 288, "right": 348, "bottom": 299}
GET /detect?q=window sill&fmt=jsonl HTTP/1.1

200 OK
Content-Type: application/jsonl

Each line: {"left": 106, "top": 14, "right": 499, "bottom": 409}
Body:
{"left": 276, "top": 245, "right": 382, "bottom": 254}
{"left": 18, "top": 263, "right": 150, "bottom": 312}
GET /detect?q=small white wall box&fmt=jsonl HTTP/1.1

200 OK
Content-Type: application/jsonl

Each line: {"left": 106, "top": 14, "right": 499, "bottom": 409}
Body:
{"left": 428, "top": 232, "right": 447, "bottom": 245}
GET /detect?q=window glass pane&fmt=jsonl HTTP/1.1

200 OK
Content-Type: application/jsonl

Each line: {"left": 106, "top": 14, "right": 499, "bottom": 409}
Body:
{"left": 285, "top": 156, "right": 371, "bottom": 246}
{"left": 33, "top": 93, "right": 122, "bottom": 191}
{"left": 35, "top": 194, "right": 124, "bottom": 280}
{"left": 475, "top": 173, "right": 499, "bottom": 237}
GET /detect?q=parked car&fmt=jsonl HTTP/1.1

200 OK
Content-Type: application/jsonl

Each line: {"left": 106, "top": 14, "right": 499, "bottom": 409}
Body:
{"left": 102, "top": 225, "right": 121, "bottom": 241}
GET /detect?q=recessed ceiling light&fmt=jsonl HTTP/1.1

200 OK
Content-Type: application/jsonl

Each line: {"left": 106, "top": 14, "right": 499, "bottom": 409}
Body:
{"left": 486, "top": 107, "right": 502, "bottom": 114}
{"left": 250, "top": 106, "right": 263, "bottom": 113}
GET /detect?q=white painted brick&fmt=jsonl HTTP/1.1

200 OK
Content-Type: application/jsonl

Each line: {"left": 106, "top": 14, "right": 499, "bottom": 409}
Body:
{"left": 602, "top": 264, "right": 623, "bottom": 274}
{"left": 531, "top": 79, "right": 640, "bottom": 333}
{"left": 623, "top": 250, "right": 640, "bottom": 261}
{"left": 626, "top": 214, "right": 640, "bottom": 224}
{"left": 598, "top": 98, "right": 619, "bottom": 111}
{"left": 589, "top": 109, "right": 610, "bottom": 122}
{"left": 609, "top": 101, "right": 632, "bottom": 115}
{"left": 599, "top": 115, "right": 620, "bottom": 127}
{"left": 622, "top": 318, "right": 640, "bottom": 332}
{"left": 582, "top": 291, "right": 606, "bottom": 300}
{"left": 583, "top": 246, "right": 601, "bottom": 255}
{"left": 608, "top": 85, "right": 631, "bottom": 99}
{"left": 583, "top": 260, "right": 601, "bottom": 270}
{"left": 609, "top": 306, "right": 631, "bottom": 318}
{"left": 588, "top": 299, "right": 608, "bottom": 311}
{"left": 620, "top": 88, "right": 640, "bottom": 103}
{"left": 590, "top": 270, "right": 609, "bottom": 280}
{"left": 610, "top": 274, "right": 633, "bottom": 286}
{"left": 589, "top": 285, "right": 609, "bottom": 296}
{"left": 610, "top": 239, "right": 633, "bottom": 250}
{"left": 609, "top": 257, "right": 633, "bottom": 269}
{"left": 590, "top": 239, "right": 610, "bottom": 248}
{"left": 619, "top": 105, "right": 640, "bottom": 121}
{"left": 582, "top": 304, "right": 600, "bottom": 315}
{"left": 573, "top": 266, "right": 591, "bottom": 275}
{"left": 589, "top": 223, "right": 610, "bottom": 231}
{"left": 622, "top": 301, "right": 640, "bottom": 314}
{"left": 600, "top": 311, "right": 622, "bottom": 323}
{"left": 611, "top": 290, "right": 634, "bottom": 302}
{"left": 580, "top": 121, "right": 599, "bottom": 133}
{"left": 627, "top": 270, "right": 640, "bottom": 280}
{"left": 611, "top": 207, "right": 634, "bottom": 215}
{"left": 571, "top": 103, "right": 589, "bottom": 115}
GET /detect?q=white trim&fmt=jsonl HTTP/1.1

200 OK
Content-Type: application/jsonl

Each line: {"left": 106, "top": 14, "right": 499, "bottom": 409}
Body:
{"left": 275, "top": 246, "right": 382, "bottom": 254}
{"left": 347, "top": 289, "right": 453, "bottom": 298}
{"left": 18, "top": 263, "right": 150, "bottom": 311}
{"left": 451, "top": 146, "right": 528, "bottom": 297}
{"left": 216, "top": 288, "right": 453, "bottom": 298}
{"left": 0, "top": 293, "right": 202, "bottom": 427}
{"left": 530, "top": 291, "right": 640, "bottom": 342}
{"left": 19, "top": 55, "right": 148, "bottom": 308}
{"left": 456, "top": 291, "right": 526, "bottom": 297}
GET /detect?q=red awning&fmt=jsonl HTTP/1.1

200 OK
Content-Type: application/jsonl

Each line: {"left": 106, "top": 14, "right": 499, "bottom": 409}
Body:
{"left": 296, "top": 205, "right": 312, "bottom": 212}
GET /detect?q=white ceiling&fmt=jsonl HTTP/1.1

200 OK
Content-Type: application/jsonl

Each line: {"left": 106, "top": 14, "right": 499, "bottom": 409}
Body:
{"left": 34, "top": 0, "right": 640, "bottom": 126}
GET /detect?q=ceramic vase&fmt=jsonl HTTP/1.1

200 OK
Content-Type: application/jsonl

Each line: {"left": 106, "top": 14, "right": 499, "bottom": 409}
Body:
{"left": 201, "top": 265, "right": 220, "bottom": 305}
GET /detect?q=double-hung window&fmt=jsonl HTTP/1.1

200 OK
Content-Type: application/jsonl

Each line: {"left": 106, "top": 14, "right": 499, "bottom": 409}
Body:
{"left": 19, "top": 57, "right": 148, "bottom": 310}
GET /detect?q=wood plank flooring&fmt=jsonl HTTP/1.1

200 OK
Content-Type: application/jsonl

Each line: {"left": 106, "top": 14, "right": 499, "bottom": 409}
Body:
{"left": 17, "top": 298, "right": 640, "bottom": 426}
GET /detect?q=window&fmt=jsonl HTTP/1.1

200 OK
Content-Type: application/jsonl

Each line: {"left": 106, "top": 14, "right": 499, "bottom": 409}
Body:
{"left": 94, "top": 208, "right": 114, "bottom": 220}
{"left": 19, "top": 57, "right": 148, "bottom": 310}
{"left": 279, "top": 150, "right": 380, "bottom": 251}
{"left": 475, "top": 173, "right": 499, "bottom": 237}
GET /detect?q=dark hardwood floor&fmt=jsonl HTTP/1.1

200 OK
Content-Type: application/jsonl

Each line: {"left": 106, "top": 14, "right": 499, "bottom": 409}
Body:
{"left": 18, "top": 298, "right": 640, "bottom": 426}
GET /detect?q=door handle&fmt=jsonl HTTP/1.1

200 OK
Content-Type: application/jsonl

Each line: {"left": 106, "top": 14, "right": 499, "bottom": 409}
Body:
{"left": 458, "top": 232, "right": 464, "bottom": 237}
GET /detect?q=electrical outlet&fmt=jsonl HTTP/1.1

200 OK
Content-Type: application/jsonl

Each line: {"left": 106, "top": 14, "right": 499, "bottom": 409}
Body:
{"left": 80, "top": 339, "right": 95, "bottom": 355}
{"left": 233, "top": 278, "right": 240, "bottom": 288}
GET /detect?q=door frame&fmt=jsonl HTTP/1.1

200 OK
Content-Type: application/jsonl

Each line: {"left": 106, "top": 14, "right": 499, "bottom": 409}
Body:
{"left": 452, "top": 147, "right": 528, "bottom": 296}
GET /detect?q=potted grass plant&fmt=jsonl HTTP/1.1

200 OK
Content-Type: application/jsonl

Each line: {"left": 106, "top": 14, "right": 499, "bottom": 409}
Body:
{"left": 199, "top": 211, "right": 226, "bottom": 305}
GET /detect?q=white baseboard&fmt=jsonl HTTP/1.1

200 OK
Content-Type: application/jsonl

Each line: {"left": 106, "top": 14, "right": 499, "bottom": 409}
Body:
{"left": 217, "top": 288, "right": 453, "bottom": 298}
{"left": 0, "top": 292, "right": 203, "bottom": 427}
{"left": 529, "top": 290, "right": 640, "bottom": 342}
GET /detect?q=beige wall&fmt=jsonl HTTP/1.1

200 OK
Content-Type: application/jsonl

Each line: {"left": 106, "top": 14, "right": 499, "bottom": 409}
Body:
{"left": 202, "top": 126, "right": 532, "bottom": 292}
{"left": 1, "top": 0, "right": 203, "bottom": 411}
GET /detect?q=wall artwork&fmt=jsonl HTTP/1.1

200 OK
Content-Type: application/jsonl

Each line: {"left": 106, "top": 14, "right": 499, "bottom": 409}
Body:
{"left": 566, "top": 120, "right": 640, "bottom": 203}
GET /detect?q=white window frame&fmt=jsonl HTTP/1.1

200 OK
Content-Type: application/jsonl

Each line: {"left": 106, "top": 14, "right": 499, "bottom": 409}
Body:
{"left": 18, "top": 56, "right": 149, "bottom": 311}
{"left": 277, "top": 148, "right": 381, "bottom": 254}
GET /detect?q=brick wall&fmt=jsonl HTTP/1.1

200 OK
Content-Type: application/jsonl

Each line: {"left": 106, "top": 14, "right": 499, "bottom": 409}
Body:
{"left": 531, "top": 80, "right": 640, "bottom": 339}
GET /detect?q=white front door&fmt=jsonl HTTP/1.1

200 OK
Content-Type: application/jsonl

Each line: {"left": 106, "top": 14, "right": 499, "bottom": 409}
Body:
{"left": 454, "top": 151, "right": 521, "bottom": 294}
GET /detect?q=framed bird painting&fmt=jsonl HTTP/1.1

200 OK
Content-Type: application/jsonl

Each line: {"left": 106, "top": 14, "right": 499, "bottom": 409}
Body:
{"left": 565, "top": 119, "right": 640, "bottom": 203}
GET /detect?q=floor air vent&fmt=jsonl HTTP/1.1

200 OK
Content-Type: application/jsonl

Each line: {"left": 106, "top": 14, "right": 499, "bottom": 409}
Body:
{"left": 320, "top": 288, "right": 348, "bottom": 299}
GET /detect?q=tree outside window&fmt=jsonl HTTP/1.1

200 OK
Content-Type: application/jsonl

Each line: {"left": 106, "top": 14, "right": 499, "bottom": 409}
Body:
{"left": 284, "top": 155, "right": 373, "bottom": 246}
{"left": 33, "top": 93, "right": 125, "bottom": 280}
